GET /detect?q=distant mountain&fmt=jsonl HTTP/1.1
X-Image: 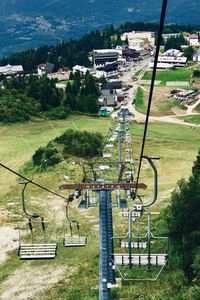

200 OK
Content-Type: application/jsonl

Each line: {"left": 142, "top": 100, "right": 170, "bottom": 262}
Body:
{"left": 0, "top": 0, "right": 199, "bottom": 56}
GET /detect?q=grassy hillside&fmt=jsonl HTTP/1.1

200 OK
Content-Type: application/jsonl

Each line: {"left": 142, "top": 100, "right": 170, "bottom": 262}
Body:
{"left": 0, "top": 116, "right": 199, "bottom": 299}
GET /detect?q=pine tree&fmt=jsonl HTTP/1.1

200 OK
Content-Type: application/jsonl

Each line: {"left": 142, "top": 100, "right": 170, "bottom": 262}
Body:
{"left": 166, "top": 149, "right": 200, "bottom": 282}
{"left": 192, "top": 149, "right": 200, "bottom": 176}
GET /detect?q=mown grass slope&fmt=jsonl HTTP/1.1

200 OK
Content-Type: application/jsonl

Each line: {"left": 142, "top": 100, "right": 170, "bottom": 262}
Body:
{"left": 0, "top": 116, "right": 199, "bottom": 299}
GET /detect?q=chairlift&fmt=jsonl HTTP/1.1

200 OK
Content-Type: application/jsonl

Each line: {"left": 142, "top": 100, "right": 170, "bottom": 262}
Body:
{"left": 64, "top": 202, "right": 87, "bottom": 247}
{"left": 113, "top": 209, "right": 169, "bottom": 281}
{"left": 115, "top": 189, "right": 127, "bottom": 209}
{"left": 99, "top": 165, "right": 110, "bottom": 171}
{"left": 18, "top": 181, "right": 58, "bottom": 260}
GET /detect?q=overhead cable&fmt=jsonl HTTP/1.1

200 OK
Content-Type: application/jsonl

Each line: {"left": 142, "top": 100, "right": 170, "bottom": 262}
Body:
{"left": 135, "top": 0, "right": 168, "bottom": 194}
{"left": 0, "top": 163, "right": 68, "bottom": 201}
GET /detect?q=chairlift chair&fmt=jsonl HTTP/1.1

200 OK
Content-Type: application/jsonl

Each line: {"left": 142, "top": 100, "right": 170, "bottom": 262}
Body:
{"left": 64, "top": 202, "right": 87, "bottom": 247}
{"left": 102, "top": 153, "right": 112, "bottom": 158}
{"left": 18, "top": 181, "right": 58, "bottom": 260}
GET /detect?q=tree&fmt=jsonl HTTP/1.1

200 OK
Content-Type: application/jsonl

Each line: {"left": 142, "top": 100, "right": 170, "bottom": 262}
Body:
{"left": 166, "top": 149, "right": 200, "bottom": 282}
{"left": 193, "top": 70, "right": 200, "bottom": 78}
{"left": 164, "top": 34, "right": 188, "bottom": 51}
{"left": 192, "top": 149, "right": 200, "bottom": 176}
{"left": 184, "top": 46, "right": 195, "bottom": 61}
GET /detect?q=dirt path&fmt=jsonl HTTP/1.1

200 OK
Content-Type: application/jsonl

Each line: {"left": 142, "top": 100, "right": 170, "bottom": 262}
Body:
{"left": 0, "top": 264, "right": 75, "bottom": 300}
{"left": 130, "top": 103, "right": 200, "bottom": 127}
{"left": 0, "top": 226, "right": 19, "bottom": 264}
{"left": 186, "top": 95, "right": 200, "bottom": 115}
{"left": 120, "top": 79, "right": 200, "bottom": 127}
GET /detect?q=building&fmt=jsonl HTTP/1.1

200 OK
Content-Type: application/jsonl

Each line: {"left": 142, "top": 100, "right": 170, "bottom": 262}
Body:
{"left": 157, "top": 55, "right": 187, "bottom": 67}
{"left": 0, "top": 64, "right": 23, "bottom": 75}
{"left": 48, "top": 68, "right": 69, "bottom": 81}
{"left": 72, "top": 65, "right": 90, "bottom": 75}
{"left": 121, "top": 31, "right": 155, "bottom": 47}
{"left": 163, "top": 49, "right": 184, "bottom": 57}
{"left": 101, "top": 80, "right": 122, "bottom": 92}
{"left": 37, "top": 63, "right": 54, "bottom": 75}
{"left": 189, "top": 34, "right": 199, "bottom": 46}
{"left": 122, "top": 48, "right": 140, "bottom": 61}
{"left": 171, "top": 89, "right": 196, "bottom": 101}
{"left": 93, "top": 49, "right": 121, "bottom": 67}
{"left": 148, "top": 62, "right": 174, "bottom": 70}
{"left": 193, "top": 49, "right": 200, "bottom": 62}
{"left": 96, "top": 62, "right": 119, "bottom": 79}
{"left": 99, "top": 89, "right": 125, "bottom": 107}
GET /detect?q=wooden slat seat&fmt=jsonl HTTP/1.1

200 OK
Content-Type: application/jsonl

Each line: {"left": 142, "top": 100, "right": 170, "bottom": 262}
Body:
{"left": 103, "top": 153, "right": 111, "bottom": 158}
{"left": 114, "top": 253, "right": 167, "bottom": 266}
{"left": 120, "top": 241, "right": 147, "bottom": 249}
{"left": 105, "top": 144, "right": 114, "bottom": 148}
{"left": 19, "top": 243, "right": 58, "bottom": 260}
{"left": 124, "top": 171, "right": 134, "bottom": 175}
{"left": 108, "top": 137, "right": 116, "bottom": 142}
{"left": 64, "top": 235, "right": 87, "bottom": 247}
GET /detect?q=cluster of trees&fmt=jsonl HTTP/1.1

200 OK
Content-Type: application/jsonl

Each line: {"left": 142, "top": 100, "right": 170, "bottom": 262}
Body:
{"left": 164, "top": 34, "right": 188, "bottom": 51}
{"left": 0, "top": 89, "right": 38, "bottom": 123}
{"left": 64, "top": 71, "right": 100, "bottom": 114}
{"left": 0, "top": 71, "right": 101, "bottom": 123}
{"left": 166, "top": 150, "right": 200, "bottom": 296}
{"left": 0, "top": 75, "right": 70, "bottom": 123}
{"left": 32, "top": 129, "right": 104, "bottom": 170}
{"left": 118, "top": 22, "right": 200, "bottom": 36}
{"left": 5, "top": 75, "right": 64, "bottom": 111}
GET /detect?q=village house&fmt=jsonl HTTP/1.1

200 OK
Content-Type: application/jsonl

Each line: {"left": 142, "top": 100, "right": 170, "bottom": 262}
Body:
{"left": 188, "top": 34, "right": 199, "bottom": 46}
{"left": 48, "top": 67, "right": 70, "bottom": 81}
{"left": 72, "top": 65, "right": 90, "bottom": 75}
{"left": 101, "top": 80, "right": 122, "bottom": 93}
{"left": 99, "top": 88, "right": 125, "bottom": 107}
{"left": 37, "top": 63, "right": 54, "bottom": 76}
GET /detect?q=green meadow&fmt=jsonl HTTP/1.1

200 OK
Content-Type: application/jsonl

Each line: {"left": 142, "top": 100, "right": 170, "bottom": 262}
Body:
{"left": 0, "top": 116, "right": 199, "bottom": 299}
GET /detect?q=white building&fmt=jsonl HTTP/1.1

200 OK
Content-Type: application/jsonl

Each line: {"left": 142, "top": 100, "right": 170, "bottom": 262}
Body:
{"left": 189, "top": 34, "right": 199, "bottom": 46}
{"left": 148, "top": 62, "right": 174, "bottom": 69}
{"left": 157, "top": 55, "right": 187, "bottom": 67}
{"left": 72, "top": 65, "right": 90, "bottom": 75}
{"left": 121, "top": 31, "right": 155, "bottom": 47}
{"left": 0, "top": 64, "right": 23, "bottom": 75}
{"left": 37, "top": 63, "right": 54, "bottom": 76}
{"left": 163, "top": 49, "right": 184, "bottom": 57}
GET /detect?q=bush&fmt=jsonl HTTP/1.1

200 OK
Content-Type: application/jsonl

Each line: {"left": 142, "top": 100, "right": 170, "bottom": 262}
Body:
{"left": 30, "top": 129, "right": 104, "bottom": 172}
{"left": 44, "top": 106, "right": 71, "bottom": 120}
{"left": 32, "top": 147, "right": 62, "bottom": 169}
{"left": 193, "top": 70, "right": 200, "bottom": 78}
